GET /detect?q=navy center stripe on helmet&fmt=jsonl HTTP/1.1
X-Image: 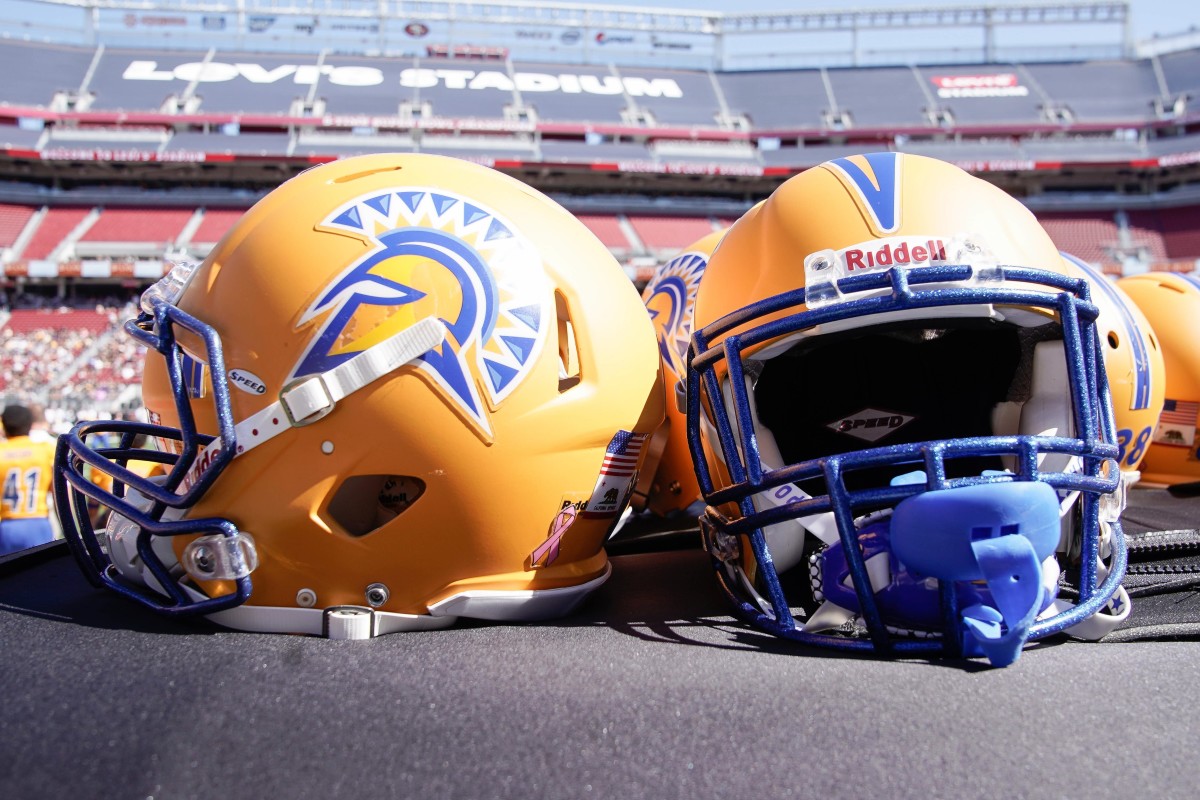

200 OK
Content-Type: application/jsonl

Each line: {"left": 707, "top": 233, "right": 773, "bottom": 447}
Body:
{"left": 826, "top": 153, "right": 903, "bottom": 234}
{"left": 1065, "top": 254, "right": 1152, "bottom": 410}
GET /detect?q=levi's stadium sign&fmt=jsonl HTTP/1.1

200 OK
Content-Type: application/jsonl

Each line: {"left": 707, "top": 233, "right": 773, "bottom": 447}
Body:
{"left": 122, "top": 60, "right": 684, "bottom": 98}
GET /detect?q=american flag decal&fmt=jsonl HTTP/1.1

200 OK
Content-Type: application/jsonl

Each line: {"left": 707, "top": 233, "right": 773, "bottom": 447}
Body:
{"left": 1154, "top": 398, "right": 1200, "bottom": 447}
{"left": 581, "top": 431, "right": 648, "bottom": 519}
{"left": 599, "top": 430, "right": 645, "bottom": 476}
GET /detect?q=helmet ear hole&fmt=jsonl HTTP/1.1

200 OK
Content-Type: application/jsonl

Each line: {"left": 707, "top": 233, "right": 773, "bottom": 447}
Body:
{"left": 326, "top": 475, "right": 426, "bottom": 537}
{"left": 555, "top": 290, "right": 581, "bottom": 392}
{"left": 1107, "top": 331, "right": 1120, "bottom": 349}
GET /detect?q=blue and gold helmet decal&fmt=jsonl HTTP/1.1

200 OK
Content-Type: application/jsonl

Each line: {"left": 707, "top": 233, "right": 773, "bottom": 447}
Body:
{"left": 293, "top": 187, "right": 550, "bottom": 439}
{"left": 822, "top": 152, "right": 903, "bottom": 236}
{"left": 643, "top": 249, "right": 706, "bottom": 380}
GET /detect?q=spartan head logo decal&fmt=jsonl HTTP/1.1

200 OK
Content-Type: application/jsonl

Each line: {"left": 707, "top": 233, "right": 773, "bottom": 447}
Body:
{"left": 293, "top": 188, "right": 551, "bottom": 439}
{"left": 643, "top": 250, "right": 706, "bottom": 380}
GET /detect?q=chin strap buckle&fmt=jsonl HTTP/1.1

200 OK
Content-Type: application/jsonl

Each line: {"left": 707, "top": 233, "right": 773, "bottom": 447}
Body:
{"left": 280, "top": 374, "right": 337, "bottom": 426}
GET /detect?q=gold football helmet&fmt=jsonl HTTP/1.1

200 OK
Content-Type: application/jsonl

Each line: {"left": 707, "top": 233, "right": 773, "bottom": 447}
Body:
{"left": 635, "top": 228, "right": 726, "bottom": 517}
{"left": 55, "top": 153, "right": 664, "bottom": 638}
{"left": 1117, "top": 271, "right": 1200, "bottom": 487}
{"left": 1061, "top": 255, "right": 1163, "bottom": 483}
{"left": 687, "top": 153, "right": 1128, "bottom": 665}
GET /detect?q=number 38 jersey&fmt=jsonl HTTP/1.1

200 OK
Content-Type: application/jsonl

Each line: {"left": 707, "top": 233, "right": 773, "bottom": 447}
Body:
{"left": 1, "top": 435, "right": 56, "bottom": 520}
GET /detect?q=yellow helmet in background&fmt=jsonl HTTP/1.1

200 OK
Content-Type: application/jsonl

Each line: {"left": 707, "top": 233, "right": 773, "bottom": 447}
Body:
{"left": 635, "top": 227, "right": 727, "bottom": 517}
{"left": 1061, "top": 254, "right": 1164, "bottom": 482}
{"left": 1117, "top": 271, "right": 1200, "bottom": 487}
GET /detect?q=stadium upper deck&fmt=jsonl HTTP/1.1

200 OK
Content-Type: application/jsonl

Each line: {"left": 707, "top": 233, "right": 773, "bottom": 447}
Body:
{"left": 1, "top": 37, "right": 1198, "bottom": 181}
{"left": 0, "top": 0, "right": 1140, "bottom": 72}
{"left": 0, "top": 2, "right": 1198, "bottom": 281}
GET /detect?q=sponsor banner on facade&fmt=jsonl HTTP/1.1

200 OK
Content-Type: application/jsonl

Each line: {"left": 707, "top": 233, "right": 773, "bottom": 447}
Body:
{"left": 614, "top": 160, "right": 763, "bottom": 177}
{"left": 92, "top": 11, "right": 715, "bottom": 61}
{"left": 320, "top": 114, "right": 535, "bottom": 132}
{"left": 1, "top": 260, "right": 168, "bottom": 280}
{"left": 96, "top": 8, "right": 211, "bottom": 34}
{"left": 40, "top": 148, "right": 207, "bottom": 163}
{"left": 80, "top": 259, "right": 112, "bottom": 278}
{"left": 950, "top": 159, "right": 1038, "bottom": 172}
{"left": 930, "top": 73, "right": 1029, "bottom": 98}
{"left": 1158, "top": 150, "right": 1200, "bottom": 168}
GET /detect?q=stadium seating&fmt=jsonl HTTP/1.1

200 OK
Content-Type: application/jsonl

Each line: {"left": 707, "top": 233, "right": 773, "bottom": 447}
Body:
{"left": 76, "top": 208, "right": 194, "bottom": 257}
{"left": 825, "top": 65, "right": 932, "bottom": 129}
{"left": 1038, "top": 211, "right": 1124, "bottom": 266}
{"left": 0, "top": 40, "right": 95, "bottom": 108}
{"left": 1129, "top": 206, "right": 1200, "bottom": 261}
{"left": 626, "top": 215, "right": 720, "bottom": 253}
{"left": 1022, "top": 60, "right": 1161, "bottom": 123}
{"left": 4, "top": 37, "right": 1198, "bottom": 172}
{"left": 4, "top": 34, "right": 1200, "bottom": 421}
{"left": 574, "top": 214, "right": 634, "bottom": 252}
{"left": 20, "top": 207, "right": 91, "bottom": 261}
{"left": 187, "top": 208, "right": 245, "bottom": 251}
{"left": 0, "top": 304, "right": 143, "bottom": 420}
{"left": 3, "top": 308, "right": 112, "bottom": 335}
{"left": 1157, "top": 48, "right": 1200, "bottom": 102}
{"left": 0, "top": 199, "right": 1195, "bottom": 274}
{"left": 0, "top": 203, "right": 35, "bottom": 248}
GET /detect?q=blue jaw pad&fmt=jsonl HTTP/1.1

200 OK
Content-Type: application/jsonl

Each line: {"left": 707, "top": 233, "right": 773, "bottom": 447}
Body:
{"left": 889, "top": 482, "right": 1061, "bottom": 666}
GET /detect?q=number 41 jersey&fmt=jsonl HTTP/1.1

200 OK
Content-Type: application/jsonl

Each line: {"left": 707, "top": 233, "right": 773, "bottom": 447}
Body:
{"left": 1, "top": 434, "right": 56, "bottom": 521}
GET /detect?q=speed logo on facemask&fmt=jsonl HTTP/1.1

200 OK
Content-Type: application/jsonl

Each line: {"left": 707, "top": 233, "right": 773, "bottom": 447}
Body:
{"left": 643, "top": 250, "right": 706, "bottom": 378}
{"left": 294, "top": 188, "right": 550, "bottom": 439}
{"left": 822, "top": 152, "right": 903, "bottom": 235}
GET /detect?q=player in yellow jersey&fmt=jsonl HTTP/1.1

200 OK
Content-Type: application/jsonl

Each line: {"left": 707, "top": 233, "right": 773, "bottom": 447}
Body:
{"left": 1, "top": 404, "right": 57, "bottom": 555}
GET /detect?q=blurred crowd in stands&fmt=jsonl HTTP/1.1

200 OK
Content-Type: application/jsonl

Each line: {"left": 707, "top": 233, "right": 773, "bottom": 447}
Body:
{"left": 1, "top": 289, "right": 146, "bottom": 433}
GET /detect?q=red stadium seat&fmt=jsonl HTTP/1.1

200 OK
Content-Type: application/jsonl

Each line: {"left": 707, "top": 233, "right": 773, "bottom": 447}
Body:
{"left": 575, "top": 214, "right": 634, "bottom": 250}
{"left": 626, "top": 216, "right": 718, "bottom": 253}
{"left": 81, "top": 207, "right": 192, "bottom": 244}
{"left": 189, "top": 208, "right": 247, "bottom": 245}
{"left": 0, "top": 203, "right": 35, "bottom": 248}
{"left": 1037, "top": 211, "right": 1122, "bottom": 269}
{"left": 21, "top": 207, "right": 90, "bottom": 260}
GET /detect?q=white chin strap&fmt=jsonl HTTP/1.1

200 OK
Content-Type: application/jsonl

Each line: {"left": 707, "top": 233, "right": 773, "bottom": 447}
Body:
{"left": 239, "top": 315, "right": 446, "bottom": 450}
{"left": 181, "top": 316, "right": 446, "bottom": 491}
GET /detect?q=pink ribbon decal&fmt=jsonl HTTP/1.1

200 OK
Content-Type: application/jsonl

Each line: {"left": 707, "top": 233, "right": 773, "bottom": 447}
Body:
{"left": 531, "top": 505, "right": 578, "bottom": 567}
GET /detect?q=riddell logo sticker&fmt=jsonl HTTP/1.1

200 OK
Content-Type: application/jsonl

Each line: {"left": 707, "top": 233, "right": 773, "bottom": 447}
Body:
{"left": 827, "top": 408, "right": 916, "bottom": 443}
{"left": 842, "top": 237, "right": 948, "bottom": 272}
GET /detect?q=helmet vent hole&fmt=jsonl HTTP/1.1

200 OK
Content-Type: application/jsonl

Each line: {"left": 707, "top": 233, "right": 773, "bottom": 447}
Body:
{"left": 1106, "top": 332, "right": 1120, "bottom": 349}
{"left": 555, "top": 290, "right": 581, "bottom": 392}
{"left": 332, "top": 166, "right": 403, "bottom": 184}
{"left": 327, "top": 475, "right": 426, "bottom": 537}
